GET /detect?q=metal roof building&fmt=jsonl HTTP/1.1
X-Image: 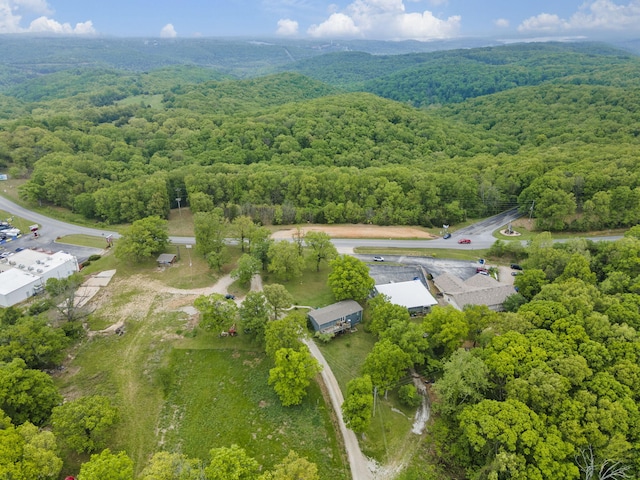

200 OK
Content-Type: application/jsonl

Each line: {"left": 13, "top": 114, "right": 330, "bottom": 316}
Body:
{"left": 375, "top": 279, "right": 438, "bottom": 315}
{"left": 0, "top": 249, "right": 79, "bottom": 307}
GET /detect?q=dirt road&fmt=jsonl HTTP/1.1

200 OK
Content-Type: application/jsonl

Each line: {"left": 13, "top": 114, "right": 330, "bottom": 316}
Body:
{"left": 303, "top": 338, "right": 374, "bottom": 480}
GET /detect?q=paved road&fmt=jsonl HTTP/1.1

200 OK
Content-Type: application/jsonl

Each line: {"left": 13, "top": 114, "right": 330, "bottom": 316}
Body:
{"left": 0, "top": 196, "right": 623, "bottom": 255}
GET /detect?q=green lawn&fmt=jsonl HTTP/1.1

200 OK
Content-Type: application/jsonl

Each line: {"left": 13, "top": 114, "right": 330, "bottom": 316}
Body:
{"left": 57, "top": 234, "right": 110, "bottom": 249}
{"left": 160, "top": 346, "right": 348, "bottom": 478}
{"left": 355, "top": 246, "right": 490, "bottom": 262}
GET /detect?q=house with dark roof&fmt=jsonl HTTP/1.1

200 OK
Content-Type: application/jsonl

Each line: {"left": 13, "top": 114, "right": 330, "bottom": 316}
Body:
{"left": 307, "top": 299, "right": 363, "bottom": 334}
{"left": 432, "top": 272, "right": 515, "bottom": 311}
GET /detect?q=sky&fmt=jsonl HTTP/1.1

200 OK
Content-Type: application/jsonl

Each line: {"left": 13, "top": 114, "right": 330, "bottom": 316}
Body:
{"left": 1, "top": 0, "right": 639, "bottom": 41}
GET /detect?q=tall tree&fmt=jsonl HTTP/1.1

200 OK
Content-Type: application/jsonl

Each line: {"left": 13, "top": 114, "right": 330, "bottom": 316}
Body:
{"left": 268, "top": 347, "right": 321, "bottom": 407}
{"left": 432, "top": 349, "right": 490, "bottom": 417}
{"left": 231, "top": 254, "right": 261, "bottom": 287}
{"left": 304, "top": 231, "right": 338, "bottom": 272}
{"left": 205, "top": 444, "right": 259, "bottom": 480}
{"left": 0, "top": 316, "right": 68, "bottom": 369}
{"left": 194, "top": 294, "right": 238, "bottom": 333}
{"left": 268, "top": 241, "right": 305, "bottom": 281}
{"left": 250, "top": 226, "right": 273, "bottom": 271}
{"left": 0, "top": 358, "right": 62, "bottom": 426}
{"left": 342, "top": 375, "right": 374, "bottom": 434}
{"left": 140, "top": 451, "right": 205, "bottom": 480}
{"left": 259, "top": 451, "right": 319, "bottom": 480}
{"left": 77, "top": 449, "right": 134, "bottom": 480}
{"left": 45, "top": 273, "right": 86, "bottom": 323}
{"left": 328, "top": 255, "right": 375, "bottom": 303}
{"left": 194, "top": 209, "right": 228, "bottom": 270}
{"left": 0, "top": 413, "right": 63, "bottom": 480}
{"left": 238, "top": 291, "right": 270, "bottom": 345}
{"left": 368, "top": 294, "right": 410, "bottom": 336}
{"left": 231, "top": 215, "right": 256, "bottom": 253}
{"left": 264, "top": 312, "right": 305, "bottom": 360}
{"left": 362, "top": 339, "right": 412, "bottom": 397}
{"left": 51, "top": 396, "right": 119, "bottom": 454}
{"left": 115, "top": 216, "right": 169, "bottom": 263}
{"left": 262, "top": 284, "right": 293, "bottom": 320}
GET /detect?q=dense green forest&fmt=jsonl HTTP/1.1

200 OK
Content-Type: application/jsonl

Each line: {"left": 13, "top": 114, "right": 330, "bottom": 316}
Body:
{"left": 1, "top": 40, "right": 640, "bottom": 231}
{"left": 4, "top": 37, "right": 640, "bottom": 479}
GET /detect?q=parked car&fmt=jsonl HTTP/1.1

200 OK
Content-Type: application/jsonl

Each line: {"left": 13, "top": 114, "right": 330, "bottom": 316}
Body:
{"left": 225, "top": 294, "right": 236, "bottom": 300}
{"left": 510, "top": 264, "right": 523, "bottom": 270}
{"left": 443, "top": 233, "right": 452, "bottom": 239}
{"left": 373, "top": 256, "right": 385, "bottom": 262}
{"left": 458, "top": 238, "right": 471, "bottom": 244}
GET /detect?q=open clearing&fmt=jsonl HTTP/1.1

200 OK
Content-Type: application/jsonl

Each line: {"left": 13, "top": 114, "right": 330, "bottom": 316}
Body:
{"left": 271, "top": 224, "right": 436, "bottom": 240}
{"left": 55, "top": 268, "right": 347, "bottom": 478}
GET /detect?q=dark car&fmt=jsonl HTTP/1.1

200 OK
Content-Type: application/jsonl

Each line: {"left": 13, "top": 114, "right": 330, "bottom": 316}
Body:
{"left": 443, "top": 233, "right": 452, "bottom": 239}
{"left": 225, "top": 294, "right": 236, "bottom": 300}
{"left": 510, "top": 264, "right": 523, "bottom": 270}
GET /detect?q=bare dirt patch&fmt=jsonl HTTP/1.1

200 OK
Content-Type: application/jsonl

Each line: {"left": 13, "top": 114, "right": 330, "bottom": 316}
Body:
{"left": 271, "top": 224, "right": 435, "bottom": 240}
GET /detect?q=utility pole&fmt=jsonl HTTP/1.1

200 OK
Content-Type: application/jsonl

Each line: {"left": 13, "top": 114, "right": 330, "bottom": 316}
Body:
{"left": 175, "top": 187, "right": 182, "bottom": 216}
{"left": 529, "top": 200, "right": 535, "bottom": 220}
{"left": 373, "top": 386, "right": 378, "bottom": 416}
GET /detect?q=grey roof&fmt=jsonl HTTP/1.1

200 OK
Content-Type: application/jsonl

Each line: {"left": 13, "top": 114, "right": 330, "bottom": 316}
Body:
{"left": 464, "top": 274, "right": 500, "bottom": 288}
{"left": 375, "top": 280, "right": 438, "bottom": 309}
{"left": 157, "top": 253, "right": 177, "bottom": 264}
{"left": 308, "top": 300, "right": 362, "bottom": 327}
{"left": 432, "top": 272, "right": 466, "bottom": 293}
{"left": 449, "top": 285, "right": 516, "bottom": 309}
{"left": 433, "top": 272, "right": 516, "bottom": 310}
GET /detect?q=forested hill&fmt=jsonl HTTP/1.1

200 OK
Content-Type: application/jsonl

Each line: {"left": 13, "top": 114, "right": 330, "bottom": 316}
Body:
{"left": 2, "top": 40, "right": 640, "bottom": 233}
{"left": 285, "top": 42, "right": 640, "bottom": 106}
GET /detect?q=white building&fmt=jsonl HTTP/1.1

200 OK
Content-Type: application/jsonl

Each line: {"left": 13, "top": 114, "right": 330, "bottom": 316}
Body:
{"left": 0, "top": 249, "right": 79, "bottom": 307}
{"left": 375, "top": 279, "right": 438, "bottom": 315}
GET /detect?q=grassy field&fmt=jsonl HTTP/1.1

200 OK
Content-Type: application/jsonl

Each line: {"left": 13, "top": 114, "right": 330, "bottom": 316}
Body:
{"left": 316, "top": 321, "right": 420, "bottom": 464}
{"left": 355, "top": 246, "right": 491, "bottom": 262}
{"left": 57, "top": 234, "right": 110, "bottom": 249}
{"left": 53, "top": 250, "right": 349, "bottom": 477}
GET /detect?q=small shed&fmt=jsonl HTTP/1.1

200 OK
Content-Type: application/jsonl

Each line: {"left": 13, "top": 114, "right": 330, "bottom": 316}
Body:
{"left": 375, "top": 279, "right": 438, "bottom": 315}
{"left": 308, "top": 299, "right": 363, "bottom": 334}
{"left": 157, "top": 253, "right": 177, "bottom": 266}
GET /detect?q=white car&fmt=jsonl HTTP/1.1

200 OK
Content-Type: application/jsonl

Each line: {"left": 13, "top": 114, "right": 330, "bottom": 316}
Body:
{"left": 373, "top": 256, "right": 384, "bottom": 262}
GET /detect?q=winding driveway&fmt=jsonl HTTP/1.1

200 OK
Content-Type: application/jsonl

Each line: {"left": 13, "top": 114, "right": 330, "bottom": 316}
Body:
{"left": 303, "top": 338, "right": 374, "bottom": 480}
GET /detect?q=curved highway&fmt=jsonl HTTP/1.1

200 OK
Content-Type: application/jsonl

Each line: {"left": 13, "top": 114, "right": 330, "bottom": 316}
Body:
{"left": 0, "top": 197, "right": 622, "bottom": 255}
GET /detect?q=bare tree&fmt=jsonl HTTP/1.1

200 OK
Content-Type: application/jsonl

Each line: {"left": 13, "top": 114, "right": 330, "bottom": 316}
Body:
{"left": 576, "top": 446, "right": 630, "bottom": 480}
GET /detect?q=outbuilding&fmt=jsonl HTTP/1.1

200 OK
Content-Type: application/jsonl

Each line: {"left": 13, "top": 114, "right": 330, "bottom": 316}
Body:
{"left": 308, "top": 299, "right": 363, "bottom": 334}
{"left": 375, "top": 279, "right": 438, "bottom": 315}
{"left": 0, "top": 249, "right": 79, "bottom": 307}
{"left": 156, "top": 253, "right": 177, "bottom": 266}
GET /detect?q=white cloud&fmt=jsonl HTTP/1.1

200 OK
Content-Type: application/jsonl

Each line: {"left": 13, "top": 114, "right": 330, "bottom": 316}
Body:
{"left": 308, "top": 12, "right": 360, "bottom": 37}
{"left": 494, "top": 18, "right": 509, "bottom": 28}
{"left": 307, "top": 0, "right": 460, "bottom": 40}
{"left": 160, "top": 23, "right": 177, "bottom": 38}
{"left": 0, "top": 0, "right": 94, "bottom": 34}
{"left": 276, "top": 18, "right": 299, "bottom": 36}
{"left": 0, "top": 1, "right": 23, "bottom": 32}
{"left": 73, "top": 20, "right": 95, "bottom": 35}
{"left": 519, "top": 0, "right": 640, "bottom": 33}
{"left": 13, "top": 0, "right": 52, "bottom": 15}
